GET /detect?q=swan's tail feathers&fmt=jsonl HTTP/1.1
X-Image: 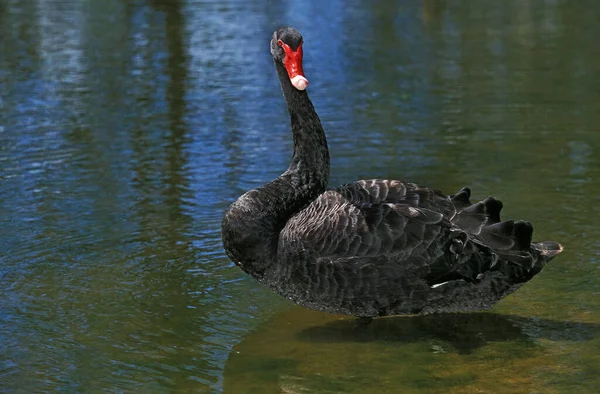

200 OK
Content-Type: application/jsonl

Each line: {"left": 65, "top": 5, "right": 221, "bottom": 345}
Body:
{"left": 450, "top": 190, "right": 563, "bottom": 283}
{"left": 482, "top": 197, "right": 503, "bottom": 224}
{"left": 450, "top": 187, "right": 472, "bottom": 209}
{"left": 478, "top": 220, "right": 562, "bottom": 282}
{"left": 451, "top": 192, "right": 504, "bottom": 235}
{"left": 478, "top": 220, "right": 532, "bottom": 253}
{"left": 477, "top": 218, "right": 563, "bottom": 260}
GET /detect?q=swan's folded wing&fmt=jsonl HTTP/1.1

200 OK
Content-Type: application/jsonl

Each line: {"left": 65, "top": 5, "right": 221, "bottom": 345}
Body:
{"left": 278, "top": 180, "right": 451, "bottom": 262}
{"left": 337, "top": 179, "right": 456, "bottom": 217}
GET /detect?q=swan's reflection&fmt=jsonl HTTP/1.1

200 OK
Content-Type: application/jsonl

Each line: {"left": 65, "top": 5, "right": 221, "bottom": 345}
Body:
{"left": 298, "top": 312, "right": 599, "bottom": 353}
{"left": 224, "top": 307, "right": 600, "bottom": 393}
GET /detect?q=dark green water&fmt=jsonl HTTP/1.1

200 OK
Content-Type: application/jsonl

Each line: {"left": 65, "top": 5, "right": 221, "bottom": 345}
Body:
{"left": 1, "top": 0, "right": 599, "bottom": 392}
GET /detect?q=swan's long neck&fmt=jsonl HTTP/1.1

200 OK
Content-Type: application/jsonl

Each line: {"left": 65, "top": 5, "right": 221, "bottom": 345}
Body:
{"left": 221, "top": 61, "right": 329, "bottom": 279}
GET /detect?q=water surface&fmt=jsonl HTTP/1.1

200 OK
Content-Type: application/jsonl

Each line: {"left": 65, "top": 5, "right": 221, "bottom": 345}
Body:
{"left": 1, "top": 0, "right": 599, "bottom": 392}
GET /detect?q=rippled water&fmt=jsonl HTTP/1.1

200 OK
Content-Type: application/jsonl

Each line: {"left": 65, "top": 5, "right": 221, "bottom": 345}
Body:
{"left": 1, "top": 0, "right": 599, "bottom": 392}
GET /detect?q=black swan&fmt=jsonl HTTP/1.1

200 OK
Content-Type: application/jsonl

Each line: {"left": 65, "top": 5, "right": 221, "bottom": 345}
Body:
{"left": 222, "top": 27, "right": 563, "bottom": 317}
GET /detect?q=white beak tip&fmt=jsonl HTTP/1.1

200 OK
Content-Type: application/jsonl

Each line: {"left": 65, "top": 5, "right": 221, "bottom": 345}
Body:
{"left": 291, "top": 75, "right": 309, "bottom": 90}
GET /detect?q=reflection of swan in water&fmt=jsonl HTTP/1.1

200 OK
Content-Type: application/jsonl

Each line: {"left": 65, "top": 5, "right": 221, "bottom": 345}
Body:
{"left": 223, "top": 307, "right": 600, "bottom": 393}
{"left": 298, "top": 312, "right": 600, "bottom": 354}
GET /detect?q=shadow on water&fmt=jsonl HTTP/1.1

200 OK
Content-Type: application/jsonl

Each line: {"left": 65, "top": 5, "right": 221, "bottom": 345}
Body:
{"left": 298, "top": 312, "right": 600, "bottom": 354}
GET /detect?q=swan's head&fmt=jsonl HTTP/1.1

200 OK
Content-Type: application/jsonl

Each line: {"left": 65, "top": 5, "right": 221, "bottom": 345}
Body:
{"left": 271, "top": 27, "right": 308, "bottom": 91}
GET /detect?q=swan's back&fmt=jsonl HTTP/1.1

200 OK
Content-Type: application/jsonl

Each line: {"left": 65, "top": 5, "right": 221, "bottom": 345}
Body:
{"left": 272, "top": 179, "right": 562, "bottom": 316}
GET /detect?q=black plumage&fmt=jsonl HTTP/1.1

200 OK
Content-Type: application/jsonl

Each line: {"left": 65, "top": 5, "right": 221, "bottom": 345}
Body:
{"left": 221, "top": 27, "right": 563, "bottom": 317}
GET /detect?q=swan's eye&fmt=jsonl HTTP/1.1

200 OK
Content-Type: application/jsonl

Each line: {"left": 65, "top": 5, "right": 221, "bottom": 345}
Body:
{"left": 277, "top": 39, "right": 283, "bottom": 47}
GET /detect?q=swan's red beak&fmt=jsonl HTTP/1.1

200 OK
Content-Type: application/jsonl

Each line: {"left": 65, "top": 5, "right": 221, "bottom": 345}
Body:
{"left": 279, "top": 41, "right": 308, "bottom": 90}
